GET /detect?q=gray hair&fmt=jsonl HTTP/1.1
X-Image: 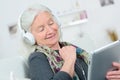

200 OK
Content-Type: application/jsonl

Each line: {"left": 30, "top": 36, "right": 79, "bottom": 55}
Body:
{"left": 19, "top": 4, "right": 53, "bottom": 32}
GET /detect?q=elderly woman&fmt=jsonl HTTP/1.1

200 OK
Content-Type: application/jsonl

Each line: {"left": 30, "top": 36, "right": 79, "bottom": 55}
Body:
{"left": 18, "top": 4, "right": 120, "bottom": 80}
{"left": 19, "top": 4, "right": 88, "bottom": 80}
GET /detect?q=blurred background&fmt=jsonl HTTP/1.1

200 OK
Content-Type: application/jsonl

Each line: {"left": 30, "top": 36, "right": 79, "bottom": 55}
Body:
{"left": 0, "top": 0, "right": 120, "bottom": 59}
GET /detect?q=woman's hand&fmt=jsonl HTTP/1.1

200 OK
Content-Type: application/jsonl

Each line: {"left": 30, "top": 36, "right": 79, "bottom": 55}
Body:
{"left": 59, "top": 46, "right": 76, "bottom": 63}
{"left": 59, "top": 46, "right": 76, "bottom": 77}
{"left": 106, "top": 62, "right": 120, "bottom": 80}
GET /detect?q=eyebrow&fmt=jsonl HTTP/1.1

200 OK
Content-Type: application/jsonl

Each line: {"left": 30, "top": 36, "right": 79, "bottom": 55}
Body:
{"left": 36, "top": 16, "right": 54, "bottom": 29}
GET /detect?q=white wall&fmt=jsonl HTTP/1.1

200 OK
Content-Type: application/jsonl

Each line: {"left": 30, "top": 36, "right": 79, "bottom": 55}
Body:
{"left": 0, "top": 0, "right": 120, "bottom": 59}
{"left": 60, "top": 0, "right": 120, "bottom": 51}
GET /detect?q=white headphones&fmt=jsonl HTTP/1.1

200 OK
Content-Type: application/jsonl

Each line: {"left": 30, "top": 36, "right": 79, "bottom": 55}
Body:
{"left": 18, "top": 4, "right": 61, "bottom": 46}
{"left": 18, "top": 21, "right": 35, "bottom": 45}
{"left": 22, "top": 30, "right": 35, "bottom": 45}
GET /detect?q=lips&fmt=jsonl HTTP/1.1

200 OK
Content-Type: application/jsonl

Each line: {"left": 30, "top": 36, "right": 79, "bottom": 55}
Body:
{"left": 45, "top": 34, "right": 56, "bottom": 40}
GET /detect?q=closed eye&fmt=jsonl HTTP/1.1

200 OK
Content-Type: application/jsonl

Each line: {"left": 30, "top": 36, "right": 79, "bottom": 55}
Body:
{"left": 48, "top": 18, "right": 54, "bottom": 26}
{"left": 49, "top": 22, "right": 54, "bottom": 26}
{"left": 38, "top": 26, "right": 44, "bottom": 32}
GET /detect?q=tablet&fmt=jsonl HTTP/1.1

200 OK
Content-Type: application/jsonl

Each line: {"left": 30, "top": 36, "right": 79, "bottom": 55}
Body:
{"left": 87, "top": 40, "right": 120, "bottom": 80}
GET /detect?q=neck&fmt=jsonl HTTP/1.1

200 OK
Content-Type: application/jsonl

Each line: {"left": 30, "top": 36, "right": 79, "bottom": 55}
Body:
{"left": 38, "top": 42, "right": 61, "bottom": 50}
{"left": 50, "top": 42, "right": 60, "bottom": 50}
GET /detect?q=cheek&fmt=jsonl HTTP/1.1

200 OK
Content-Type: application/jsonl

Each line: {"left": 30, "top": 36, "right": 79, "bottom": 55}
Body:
{"left": 36, "top": 33, "right": 45, "bottom": 40}
{"left": 53, "top": 24, "right": 59, "bottom": 31}
{"left": 53, "top": 25, "right": 59, "bottom": 36}
{"left": 33, "top": 33, "right": 45, "bottom": 43}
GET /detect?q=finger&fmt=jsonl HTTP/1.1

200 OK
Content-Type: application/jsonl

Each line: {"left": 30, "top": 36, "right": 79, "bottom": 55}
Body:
{"left": 107, "top": 70, "right": 120, "bottom": 76}
{"left": 106, "top": 75, "right": 120, "bottom": 80}
{"left": 112, "top": 62, "right": 120, "bottom": 69}
{"left": 107, "top": 79, "right": 120, "bottom": 80}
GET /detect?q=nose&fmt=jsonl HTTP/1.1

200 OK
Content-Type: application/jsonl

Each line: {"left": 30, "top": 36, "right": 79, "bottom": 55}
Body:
{"left": 46, "top": 26, "right": 54, "bottom": 33}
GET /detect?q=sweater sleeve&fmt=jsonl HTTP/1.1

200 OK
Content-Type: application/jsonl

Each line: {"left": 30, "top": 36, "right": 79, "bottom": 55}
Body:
{"left": 28, "top": 52, "right": 72, "bottom": 80}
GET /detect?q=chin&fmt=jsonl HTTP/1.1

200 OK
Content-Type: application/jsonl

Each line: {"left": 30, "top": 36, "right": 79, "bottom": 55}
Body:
{"left": 47, "top": 40, "right": 59, "bottom": 46}
{"left": 50, "top": 40, "right": 59, "bottom": 45}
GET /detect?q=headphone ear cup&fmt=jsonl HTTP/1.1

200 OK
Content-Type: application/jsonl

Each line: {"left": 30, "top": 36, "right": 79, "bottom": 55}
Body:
{"left": 22, "top": 32, "right": 35, "bottom": 45}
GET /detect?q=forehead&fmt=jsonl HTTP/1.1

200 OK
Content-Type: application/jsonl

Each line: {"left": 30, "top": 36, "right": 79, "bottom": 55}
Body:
{"left": 35, "top": 11, "right": 52, "bottom": 20}
{"left": 31, "top": 11, "right": 53, "bottom": 28}
{"left": 31, "top": 11, "right": 52, "bottom": 26}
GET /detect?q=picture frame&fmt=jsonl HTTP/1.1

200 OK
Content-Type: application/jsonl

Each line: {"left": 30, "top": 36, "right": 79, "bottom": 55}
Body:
{"left": 100, "top": 0, "right": 114, "bottom": 7}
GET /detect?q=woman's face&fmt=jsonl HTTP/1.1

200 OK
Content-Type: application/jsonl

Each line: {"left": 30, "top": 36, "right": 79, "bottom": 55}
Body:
{"left": 31, "top": 11, "right": 60, "bottom": 47}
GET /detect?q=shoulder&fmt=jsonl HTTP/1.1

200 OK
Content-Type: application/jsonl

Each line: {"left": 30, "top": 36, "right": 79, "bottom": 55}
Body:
{"left": 28, "top": 51, "right": 47, "bottom": 62}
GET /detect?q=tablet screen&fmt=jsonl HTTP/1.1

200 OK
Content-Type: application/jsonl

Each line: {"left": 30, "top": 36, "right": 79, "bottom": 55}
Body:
{"left": 87, "top": 40, "right": 120, "bottom": 80}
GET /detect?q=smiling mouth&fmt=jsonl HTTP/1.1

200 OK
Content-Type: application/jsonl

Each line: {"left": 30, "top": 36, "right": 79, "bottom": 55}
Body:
{"left": 45, "top": 34, "right": 56, "bottom": 39}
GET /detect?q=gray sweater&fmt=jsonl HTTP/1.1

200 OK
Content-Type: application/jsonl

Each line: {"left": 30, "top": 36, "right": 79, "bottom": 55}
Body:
{"left": 28, "top": 51, "right": 88, "bottom": 80}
